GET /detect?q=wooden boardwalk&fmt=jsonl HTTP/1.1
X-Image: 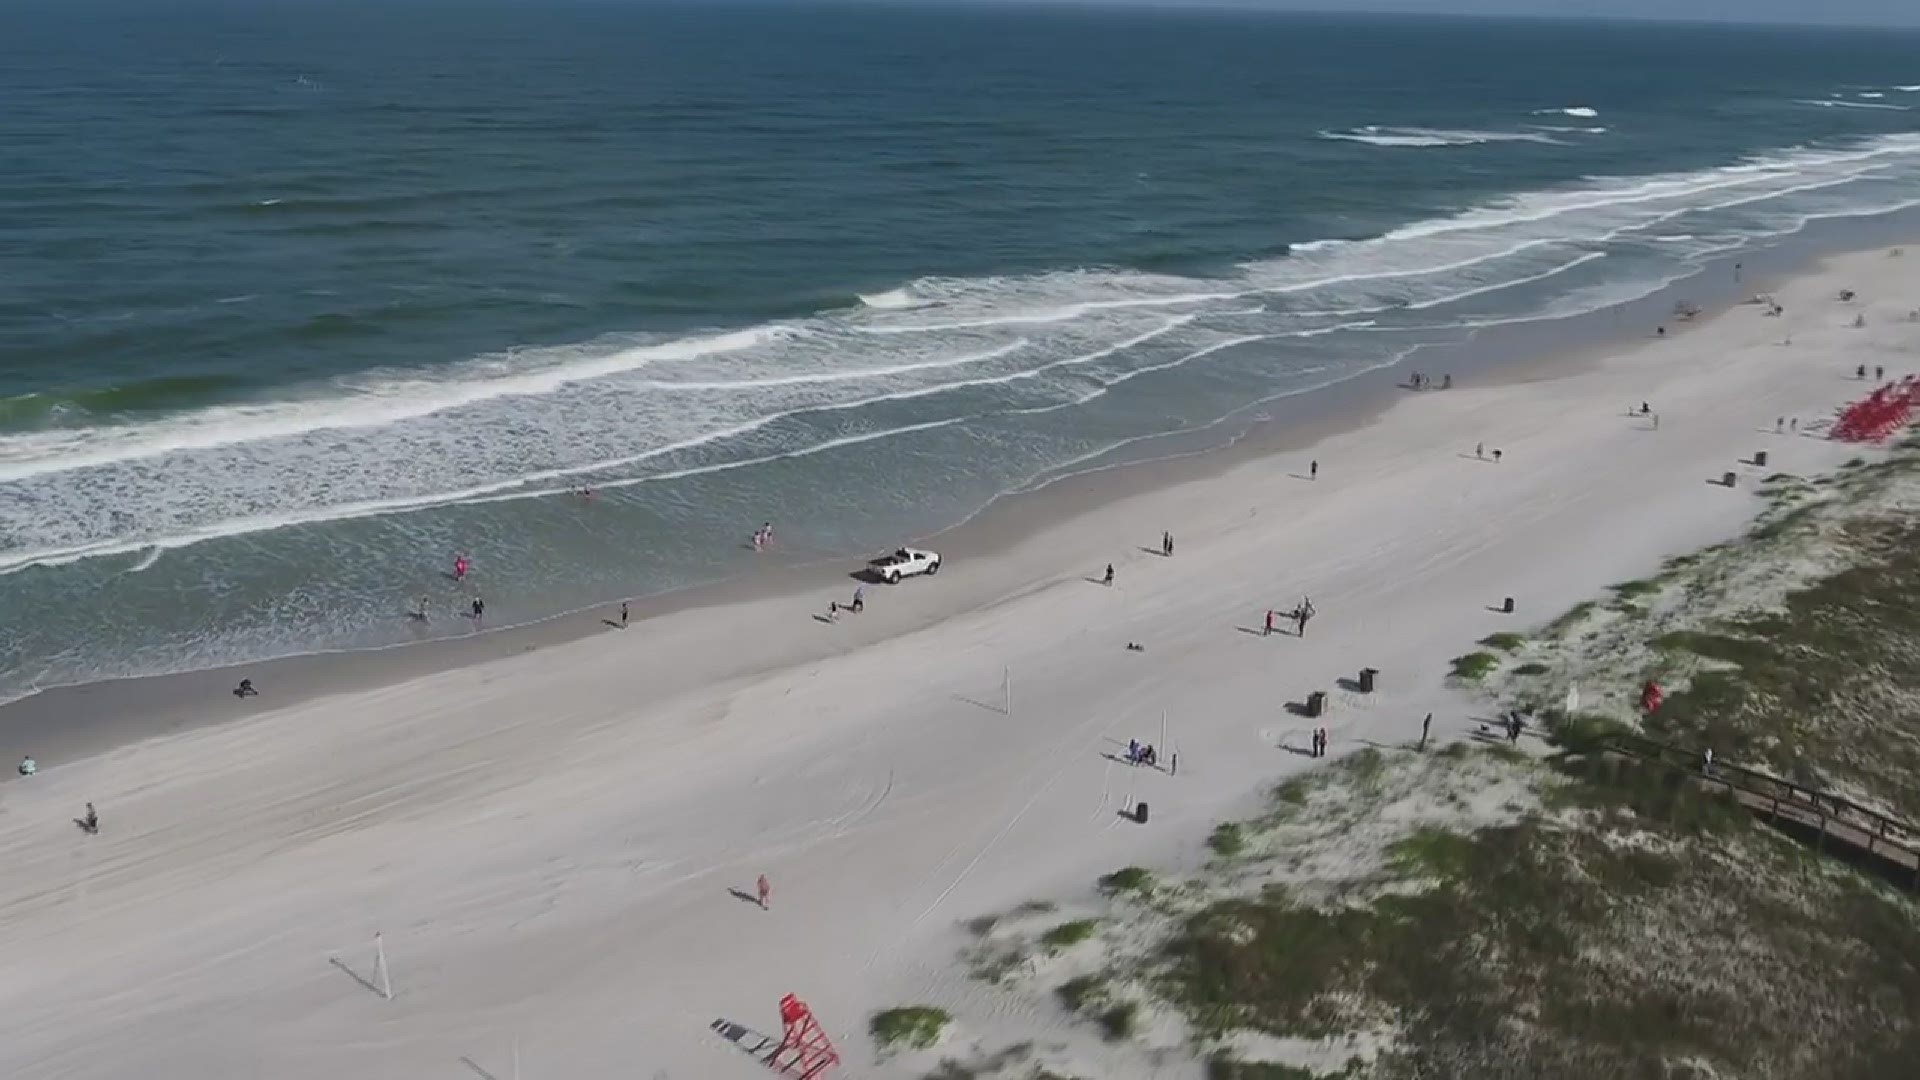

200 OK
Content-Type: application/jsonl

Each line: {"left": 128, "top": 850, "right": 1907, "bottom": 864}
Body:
{"left": 1602, "top": 734, "right": 1920, "bottom": 890}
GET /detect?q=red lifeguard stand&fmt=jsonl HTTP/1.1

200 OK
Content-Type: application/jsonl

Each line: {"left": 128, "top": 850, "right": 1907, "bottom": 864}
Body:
{"left": 766, "top": 993, "right": 840, "bottom": 1080}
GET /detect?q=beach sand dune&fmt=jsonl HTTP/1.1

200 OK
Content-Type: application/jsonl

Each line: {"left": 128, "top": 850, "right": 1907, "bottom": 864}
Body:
{"left": 0, "top": 249, "right": 1911, "bottom": 1079}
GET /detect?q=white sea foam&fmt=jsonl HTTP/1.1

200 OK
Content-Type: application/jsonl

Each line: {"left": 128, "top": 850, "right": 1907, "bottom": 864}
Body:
{"left": 857, "top": 288, "right": 919, "bottom": 310}
{"left": 1797, "top": 98, "right": 1909, "bottom": 111}
{"left": 1320, "top": 126, "right": 1560, "bottom": 148}
{"left": 1534, "top": 106, "right": 1600, "bottom": 118}
{"left": 6, "top": 133, "right": 1920, "bottom": 575}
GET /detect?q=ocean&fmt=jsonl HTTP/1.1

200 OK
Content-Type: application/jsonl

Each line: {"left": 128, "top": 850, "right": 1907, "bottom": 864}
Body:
{"left": 3, "top": 0, "right": 1919, "bottom": 701}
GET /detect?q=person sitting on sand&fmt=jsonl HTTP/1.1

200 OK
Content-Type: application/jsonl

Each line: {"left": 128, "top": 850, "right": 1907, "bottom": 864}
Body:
{"left": 18, "top": 755, "right": 34, "bottom": 777}
{"left": 234, "top": 678, "right": 258, "bottom": 698}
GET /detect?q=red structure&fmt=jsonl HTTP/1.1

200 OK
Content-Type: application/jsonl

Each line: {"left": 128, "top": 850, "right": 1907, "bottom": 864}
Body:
{"left": 766, "top": 994, "right": 840, "bottom": 1080}
{"left": 1641, "top": 680, "right": 1664, "bottom": 714}
{"left": 1830, "top": 377, "right": 1920, "bottom": 444}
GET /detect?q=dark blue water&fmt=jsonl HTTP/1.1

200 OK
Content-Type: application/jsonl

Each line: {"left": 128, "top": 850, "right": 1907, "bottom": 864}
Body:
{"left": 3, "top": 1, "right": 1919, "bottom": 698}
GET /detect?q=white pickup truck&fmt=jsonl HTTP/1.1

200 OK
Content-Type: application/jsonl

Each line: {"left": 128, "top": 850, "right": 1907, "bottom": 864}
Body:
{"left": 869, "top": 547, "right": 942, "bottom": 584}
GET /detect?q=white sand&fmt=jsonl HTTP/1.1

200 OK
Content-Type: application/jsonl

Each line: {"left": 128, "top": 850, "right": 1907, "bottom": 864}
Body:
{"left": 1, "top": 248, "right": 1913, "bottom": 1079}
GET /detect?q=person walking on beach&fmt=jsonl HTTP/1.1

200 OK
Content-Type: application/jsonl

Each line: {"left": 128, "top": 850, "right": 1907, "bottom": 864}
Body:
{"left": 1309, "top": 459, "right": 1319, "bottom": 480}
{"left": 471, "top": 596, "right": 485, "bottom": 624}
{"left": 1103, "top": 563, "right": 1115, "bottom": 587}
{"left": 756, "top": 874, "right": 771, "bottom": 911}
{"left": 1876, "top": 365, "right": 1885, "bottom": 382}
{"left": 1420, "top": 712, "right": 1432, "bottom": 752}
{"left": 1492, "top": 449, "right": 1503, "bottom": 464}
{"left": 1775, "top": 417, "right": 1784, "bottom": 434}
{"left": 1263, "top": 609, "right": 1274, "bottom": 636}
{"left": 1474, "top": 442, "right": 1484, "bottom": 460}
{"left": 1162, "top": 531, "right": 1173, "bottom": 557}
{"left": 78, "top": 802, "right": 98, "bottom": 834}
{"left": 851, "top": 585, "right": 865, "bottom": 613}
{"left": 620, "top": 601, "right": 629, "bottom": 628}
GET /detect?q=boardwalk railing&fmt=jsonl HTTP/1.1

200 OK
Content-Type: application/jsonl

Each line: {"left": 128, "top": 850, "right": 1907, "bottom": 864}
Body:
{"left": 1600, "top": 733, "right": 1920, "bottom": 889}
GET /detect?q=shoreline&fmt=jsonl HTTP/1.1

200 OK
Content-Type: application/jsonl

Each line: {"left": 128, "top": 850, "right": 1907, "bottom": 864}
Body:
{"left": 2, "top": 220, "right": 1904, "bottom": 777}
{"left": 0, "top": 240, "right": 1910, "bottom": 1080}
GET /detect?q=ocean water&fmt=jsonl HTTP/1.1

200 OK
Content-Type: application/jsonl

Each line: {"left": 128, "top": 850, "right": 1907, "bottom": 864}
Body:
{"left": 3, "top": 1, "right": 1919, "bottom": 700}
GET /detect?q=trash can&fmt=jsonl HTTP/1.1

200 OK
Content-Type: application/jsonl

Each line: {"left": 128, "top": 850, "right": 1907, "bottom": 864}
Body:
{"left": 1502, "top": 596, "right": 1515, "bottom": 614}
{"left": 1135, "top": 801, "right": 1149, "bottom": 824}
{"left": 1358, "top": 667, "right": 1378, "bottom": 694}
{"left": 1722, "top": 471, "right": 1737, "bottom": 487}
{"left": 1305, "top": 691, "right": 1326, "bottom": 718}
{"left": 1754, "top": 450, "right": 1768, "bottom": 468}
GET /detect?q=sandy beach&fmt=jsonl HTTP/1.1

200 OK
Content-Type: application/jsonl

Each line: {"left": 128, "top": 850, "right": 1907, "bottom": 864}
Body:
{"left": 1, "top": 244, "right": 1914, "bottom": 1079}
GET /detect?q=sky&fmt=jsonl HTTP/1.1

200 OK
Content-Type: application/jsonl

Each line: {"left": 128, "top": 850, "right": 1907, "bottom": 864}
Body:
{"left": 983, "top": 0, "right": 1920, "bottom": 29}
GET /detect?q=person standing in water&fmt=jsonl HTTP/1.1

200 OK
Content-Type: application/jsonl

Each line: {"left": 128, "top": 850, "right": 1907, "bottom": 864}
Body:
{"left": 453, "top": 554, "right": 469, "bottom": 581}
{"left": 620, "top": 601, "right": 629, "bottom": 628}
{"left": 471, "top": 596, "right": 485, "bottom": 624}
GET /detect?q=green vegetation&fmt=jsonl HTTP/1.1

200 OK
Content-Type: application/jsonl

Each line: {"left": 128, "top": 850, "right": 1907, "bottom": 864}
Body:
{"left": 1477, "top": 631, "right": 1525, "bottom": 652}
{"left": 1385, "top": 827, "right": 1478, "bottom": 881}
{"left": 1010, "top": 899, "right": 1057, "bottom": 917}
{"left": 1039, "top": 920, "right": 1098, "bottom": 950}
{"left": 1608, "top": 578, "right": 1661, "bottom": 599}
{"left": 1448, "top": 651, "right": 1498, "bottom": 681}
{"left": 1098, "top": 867, "right": 1154, "bottom": 895}
{"left": 1207, "top": 1058, "right": 1323, "bottom": 1080}
{"left": 1096, "top": 1002, "right": 1139, "bottom": 1041}
{"left": 1208, "top": 823, "right": 1247, "bottom": 857}
{"left": 1544, "top": 600, "right": 1597, "bottom": 635}
{"left": 1512, "top": 661, "right": 1549, "bottom": 676}
{"left": 1055, "top": 975, "right": 1107, "bottom": 1013}
{"left": 870, "top": 1006, "right": 951, "bottom": 1053}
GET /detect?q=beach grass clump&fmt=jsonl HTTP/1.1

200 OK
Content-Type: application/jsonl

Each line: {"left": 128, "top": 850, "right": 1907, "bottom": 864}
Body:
{"left": 1096, "top": 1002, "right": 1139, "bottom": 1041}
{"left": 1448, "top": 651, "right": 1499, "bottom": 681}
{"left": 1512, "top": 661, "right": 1550, "bottom": 676}
{"left": 1609, "top": 578, "right": 1661, "bottom": 600}
{"left": 1010, "top": 899, "right": 1058, "bottom": 917}
{"left": 1098, "top": 867, "right": 1154, "bottom": 895}
{"left": 1478, "top": 631, "right": 1525, "bottom": 652}
{"left": 1208, "top": 823, "right": 1247, "bottom": 857}
{"left": 870, "top": 1006, "right": 951, "bottom": 1052}
{"left": 1056, "top": 974, "right": 1108, "bottom": 1013}
{"left": 1205, "top": 1056, "right": 1320, "bottom": 1079}
{"left": 1386, "top": 826, "right": 1478, "bottom": 882}
{"left": 1040, "top": 919, "right": 1099, "bottom": 950}
{"left": 1159, "top": 804, "right": 1920, "bottom": 1075}
{"left": 1544, "top": 599, "right": 1598, "bottom": 637}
